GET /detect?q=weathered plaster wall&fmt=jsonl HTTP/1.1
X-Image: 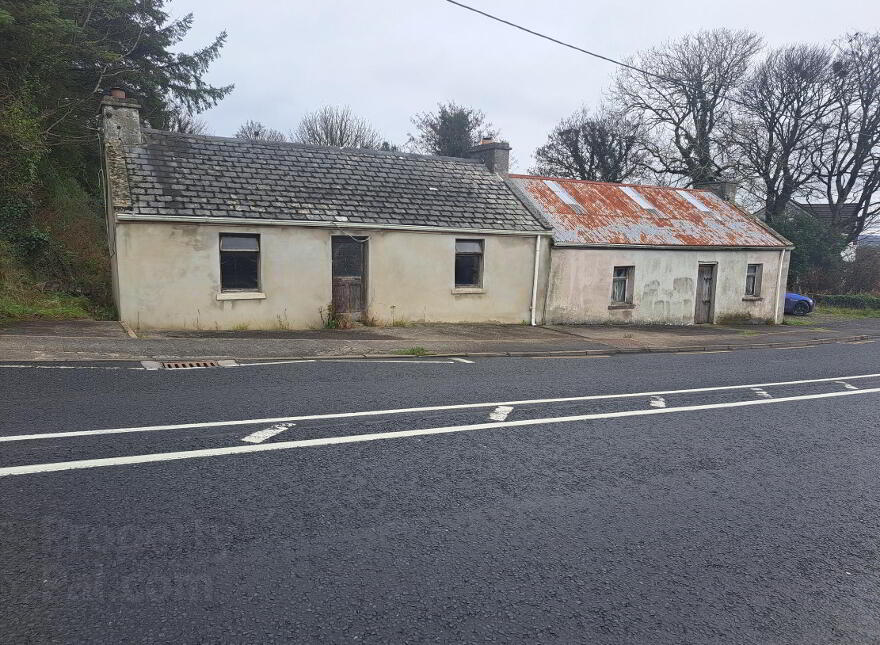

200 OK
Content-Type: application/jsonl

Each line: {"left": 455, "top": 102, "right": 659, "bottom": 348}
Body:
{"left": 115, "top": 221, "right": 546, "bottom": 329}
{"left": 545, "top": 247, "right": 788, "bottom": 325}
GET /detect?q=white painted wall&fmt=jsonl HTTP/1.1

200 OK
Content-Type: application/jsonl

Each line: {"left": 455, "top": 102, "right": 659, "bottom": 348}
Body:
{"left": 545, "top": 247, "right": 789, "bottom": 325}
{"left": 114, "top": 220, "right": 547, "bottom": 330}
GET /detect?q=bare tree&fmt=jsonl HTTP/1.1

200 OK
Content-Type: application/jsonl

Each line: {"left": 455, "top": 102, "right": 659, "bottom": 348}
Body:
{"left": 614, "top": 28, "right": 763, "bottom": 185}
{"left": 234, "top": 120, "right": 287, "bottom": 142}
{"left": 167, "top": 102, "right": 211, "bottom": 135}
{"left": 814, "top": 32, "right": 880, "bottom": 243}
{"left": 408, "top": 102, "right": 498, "bottom": 158}
{"left": 531, "top": 107, "right": 646, "bottom": 183}
{"left": 730, "top": 44, "right": 838, "bottom": 223}
{"left": 292, "top": 106, "right": 382, "bottom": 149}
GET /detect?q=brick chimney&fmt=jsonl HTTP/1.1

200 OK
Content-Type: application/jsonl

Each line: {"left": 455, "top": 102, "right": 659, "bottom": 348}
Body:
{"left": 99, "top": 88, "right": 142, "bottom": 146}
{"left": 468, "top": 136, "right": 511, "bottom": 177}
{"left": 694, "top": 177, "right": 739, "bottom": 204}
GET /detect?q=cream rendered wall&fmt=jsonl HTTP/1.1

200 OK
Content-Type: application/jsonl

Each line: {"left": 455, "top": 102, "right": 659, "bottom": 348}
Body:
{"left": 364, "top": 230, "right": 542, "bottom": 324}
{"left": 545, "top": 247, "right": 789, "bottom": 325}
{"left": 115, "top": 220, "right": 547, "bottom": 330}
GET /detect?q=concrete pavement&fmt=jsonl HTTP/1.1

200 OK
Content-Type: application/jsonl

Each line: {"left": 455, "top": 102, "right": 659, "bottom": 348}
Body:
{"left": 1, "top": 313, "right": 879, "bottom": 361}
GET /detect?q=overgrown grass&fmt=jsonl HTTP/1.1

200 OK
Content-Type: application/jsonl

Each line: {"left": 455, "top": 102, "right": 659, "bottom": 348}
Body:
{"left": 819, "top": 305, "right": 880, "bottom": 318}
{"left": 393, "top": 346, "right": 429, "bottom": 356}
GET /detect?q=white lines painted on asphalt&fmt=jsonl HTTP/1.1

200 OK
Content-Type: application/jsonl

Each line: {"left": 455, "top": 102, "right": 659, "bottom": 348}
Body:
{"left": 836, "top": 381, "right": 859, "bottom": 391}
{"left": 451, "top": 357, "right": 475, "bottom": 363}
{"left": 241, "top": 423, "right": 295, "bottom": 444}
{"left": 649, "top": 396, "right": 666, "bottom": 408}
{"left": 751, "top": 388, "right": 772, "bottom": 399}
{"left": 0, "top": 364, "right": 144, "bottom": 370}
{"left": 3, "top": 387, "right": 880, "bottom": 477}
{"left": 4, "top": 372, "right": 880, "bottom": 444}
{"left": 488, "top": 406, "right": 514, "bottom": 421}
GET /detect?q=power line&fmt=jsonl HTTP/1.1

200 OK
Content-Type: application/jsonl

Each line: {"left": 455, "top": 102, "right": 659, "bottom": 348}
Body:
{"left": 443, "top": 0, "right": 681, "bottom": 86}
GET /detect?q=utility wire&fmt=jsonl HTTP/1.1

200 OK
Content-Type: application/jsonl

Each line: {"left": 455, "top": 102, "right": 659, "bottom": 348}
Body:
{"left": 443, "top": 0, "right": 682, "bottom": 86}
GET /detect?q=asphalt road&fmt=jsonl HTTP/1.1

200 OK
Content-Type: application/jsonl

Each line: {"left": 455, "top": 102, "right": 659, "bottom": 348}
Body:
{"left": 2, "top": 341, "right": 880, "bottom": 643}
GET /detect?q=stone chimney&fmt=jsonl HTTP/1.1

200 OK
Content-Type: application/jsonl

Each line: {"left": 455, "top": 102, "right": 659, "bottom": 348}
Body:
{"left": 99, "top": 88, "right": 142, "bottom": 146}
{"left": 693, "top": 177, "right": 739, "bottom": 204}
{"left": 468, "top": 136, "right": 511, "bottom": 177}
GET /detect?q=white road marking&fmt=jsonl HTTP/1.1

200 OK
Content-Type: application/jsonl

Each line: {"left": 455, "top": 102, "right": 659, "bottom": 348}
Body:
{"left": 488, "top": 406, "right": 514, "bottom": 421}
{"left": 450, "top": 357, "right": 475, "bottom": 363}
{"left": 775, "top": 345, "right": 819, "bottom": 350}
{"left": 751, "top": 388, "right": 772, "bottom": 399}
{"left": 836, "top": 381, "right": 859, "bottom": 390}
{"left": 649, "top": 396, "right": 666, "bottom": 408}
{"left": 0, "top": 364, "right": 143, "bottom": 370}
{"left": 2, "top": 387, "right": 879, "bottom": 478}
{"left": 241, "top": 423, "right": 295, "bottom": 444}
{"left": 4, "top": 372, "right": 880, "bottom": 444}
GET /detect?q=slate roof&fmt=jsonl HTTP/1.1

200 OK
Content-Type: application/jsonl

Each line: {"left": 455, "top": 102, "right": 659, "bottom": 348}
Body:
{"left": 116, "top": 130, "right": 548, "bottom": 233}
{"left": 510, "top": 175, "right": 790, "bottom": 248}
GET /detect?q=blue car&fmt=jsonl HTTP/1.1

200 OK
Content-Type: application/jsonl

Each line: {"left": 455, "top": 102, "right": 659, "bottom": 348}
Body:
{"left": 784, "top": 292, "right": 814, "bottom": 316}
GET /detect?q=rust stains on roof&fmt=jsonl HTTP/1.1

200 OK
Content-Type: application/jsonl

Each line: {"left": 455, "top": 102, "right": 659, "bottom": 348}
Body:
{"left": 510, "top": 175, "right": 789, "bottom": 248}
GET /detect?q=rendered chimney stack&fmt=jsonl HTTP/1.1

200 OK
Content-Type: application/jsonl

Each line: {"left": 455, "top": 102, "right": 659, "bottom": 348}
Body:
{"left": 468, "top": 137, "right": 511, "bottom": 177}
{"left": 693, "top": 177, "right": 739, "bottom": 204}
{"left": 99, "top": 88, "right": 142, "bottom": 146}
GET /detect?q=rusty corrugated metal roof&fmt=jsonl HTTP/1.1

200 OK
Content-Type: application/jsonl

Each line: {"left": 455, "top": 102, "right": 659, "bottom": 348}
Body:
{"left": 511, "top": 175, "right": 789, "bottom": 247}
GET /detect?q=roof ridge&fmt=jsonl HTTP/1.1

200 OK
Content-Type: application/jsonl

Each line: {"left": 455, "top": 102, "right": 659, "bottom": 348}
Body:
{"left": 509, "top": 173, "right": 711, "bottom": 193}
{"left": 141, "top": 129, "right": 483, "bottom": 165}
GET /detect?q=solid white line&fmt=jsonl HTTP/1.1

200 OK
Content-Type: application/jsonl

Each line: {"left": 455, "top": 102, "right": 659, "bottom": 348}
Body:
{"left": 451, "top": 357, "right": 475, "bottom": 363}
{"left": 0, "top": 365, "right": 143, "bottom": 370}
{"left": 241, "top": 423, "right": 295, "bottom": 444}
{"left": 649, "top": 396, "right": 666, "bottom": 408}
{"left": 2, "top": 387, "right": 879, "bottom": 478}
{"left": 4, "top": 372, "right": 880, "bottom": 444}
{"left": 488, "top": 406, "right": 514, "bottom": 421}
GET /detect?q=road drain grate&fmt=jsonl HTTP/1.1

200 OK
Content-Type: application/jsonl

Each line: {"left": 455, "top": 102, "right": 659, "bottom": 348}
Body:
{"left": 160, "top": 360, "right": 219, "bottom": 370}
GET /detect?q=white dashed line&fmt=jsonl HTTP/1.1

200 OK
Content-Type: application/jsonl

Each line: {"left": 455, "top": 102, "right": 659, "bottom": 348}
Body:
{"left": 241, "top": 423, "right": 295, "bottom": 444}
{"left": 4, "top": 372, "right": 880, "bottom": 444}
{"left": 3, "top": 387, "right": 880, "bottom": 477}
{"left": 488, "top": 406, "right": 514, "bottom": 421}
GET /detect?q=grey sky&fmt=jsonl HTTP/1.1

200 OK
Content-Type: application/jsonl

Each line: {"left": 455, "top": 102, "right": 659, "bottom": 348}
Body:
{"left": 175, "top": 0, "right": 880, "bottom": 172}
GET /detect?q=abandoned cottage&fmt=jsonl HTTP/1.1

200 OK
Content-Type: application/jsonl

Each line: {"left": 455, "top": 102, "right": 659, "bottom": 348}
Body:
{"left": 100, "top": 93, "right": 552, "bottom": 330}
{"left": 100, "top": 91, "right": 792, "bottom": 330}
{"left": 511, "top": 176, "right": 793, "bottom": 324}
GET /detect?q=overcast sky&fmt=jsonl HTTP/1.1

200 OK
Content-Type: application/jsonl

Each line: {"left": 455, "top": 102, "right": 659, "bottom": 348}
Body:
{"left": 174, "top": 0, "right": 880, "bottom": 172}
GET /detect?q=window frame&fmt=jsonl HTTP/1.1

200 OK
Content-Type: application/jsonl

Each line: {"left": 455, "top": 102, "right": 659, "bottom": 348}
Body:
{"left": 610, "top": 266, "right": 635, "bottom": 304}
{"left": 745, "top": 263, "right": 762, "bottom": 297}
{"left": 454, "top": 238, "right": 484, "bottom": 289}
{"left": 219, "top": 233, "right": 261, "bottom": 292}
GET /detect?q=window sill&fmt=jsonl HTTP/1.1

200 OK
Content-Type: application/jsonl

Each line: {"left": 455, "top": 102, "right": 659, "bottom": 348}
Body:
{"left": 608, "top": 303, "right": 635, "bottom": 310}
{"left": 216, "top": 291, "right": 266, "bottom": 301}
{"left": 742, "top": 296, "right": 763, "bottom": 302}
{"left": 452, "top": 287, "right": 486, "bottom": 295}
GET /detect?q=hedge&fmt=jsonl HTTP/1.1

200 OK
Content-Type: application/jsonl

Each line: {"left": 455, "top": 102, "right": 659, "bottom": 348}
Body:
{"left": 812, "top": 294, "right": 880, "bottom": 309}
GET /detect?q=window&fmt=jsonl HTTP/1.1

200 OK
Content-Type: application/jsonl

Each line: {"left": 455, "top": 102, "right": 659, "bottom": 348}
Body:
{"left": 455, "top": 239, "right": 484, "bottom": 288}
{"left": 220, "top": 234, "right": 260, "bottom": 291}
{"left": 611, "top": 266, "right": 634, "bottom": 304}
{"left": 745, "top": 263, "right": 762, "bottom": 297}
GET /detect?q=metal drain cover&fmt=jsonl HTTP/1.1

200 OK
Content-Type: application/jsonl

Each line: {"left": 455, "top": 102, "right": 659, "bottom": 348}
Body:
{"left": 141, "top": 360, "right": 237, "bottom": 370}
{"left": 162, "top": 360, "right": 219, "bottom": 369}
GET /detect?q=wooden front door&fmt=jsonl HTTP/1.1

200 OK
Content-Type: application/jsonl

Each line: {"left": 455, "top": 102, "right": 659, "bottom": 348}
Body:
{"left": 331, "top": 237, "right": 366, "bottom": 318}
{"left": 695, "top": 264, "right": 716, "bottom": 324}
